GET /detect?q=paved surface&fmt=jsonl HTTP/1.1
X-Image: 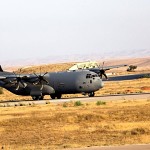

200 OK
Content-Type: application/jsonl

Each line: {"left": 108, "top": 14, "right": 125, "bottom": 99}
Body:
{"left": 0, "top": 93, "right": 150, "bottom": 107}
{"left": 103, "top": 73, "right": 150, "bottom": 81}
{"left": 66, "top": 144, "right": 150, "bottom": 150}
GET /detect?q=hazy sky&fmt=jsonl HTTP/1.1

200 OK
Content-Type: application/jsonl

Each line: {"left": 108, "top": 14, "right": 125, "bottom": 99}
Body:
{"left": 0, "top": 0, "right": 150, "bottom": 61}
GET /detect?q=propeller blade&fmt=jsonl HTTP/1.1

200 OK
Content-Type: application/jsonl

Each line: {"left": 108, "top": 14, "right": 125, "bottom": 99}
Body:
{"left": 34, "top": 73, "right": 39, "bottom": 78}
{"left": 102, "top": 72, "right": 108, "bottom": 79}
{"left": 32, "top": 71, "right": 49, "bottom": 85}
{"left": 42, "top": 78, "right": 49, "bottom": 84}
{"left": 43, "top": 72, "right": 48, "bottom": 76}
{"left": 40, "top": 84, "right": 44, "bottom": 90}
{"left": 15, "top": 83, "right": 20, "bottom": 91}
{"left": 99, "top": 69, "right": 108, "bottom": 79}
{"left": 20, "top": 81, "right": 27, "bottom": 88}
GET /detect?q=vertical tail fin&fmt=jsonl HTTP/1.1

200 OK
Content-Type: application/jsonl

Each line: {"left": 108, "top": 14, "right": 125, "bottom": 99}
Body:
{"left": 0, "top": 65, "right": 3, "bottom": 72}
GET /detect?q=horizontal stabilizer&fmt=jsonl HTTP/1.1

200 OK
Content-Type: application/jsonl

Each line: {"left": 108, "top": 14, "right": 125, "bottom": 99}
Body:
{"left": 0, "top": 65, "right": 3, "bottom": 72}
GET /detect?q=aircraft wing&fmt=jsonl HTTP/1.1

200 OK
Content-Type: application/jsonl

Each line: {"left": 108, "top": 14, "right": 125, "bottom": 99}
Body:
{"left": 103, "top": 73, "right": 150, "bottom": 81}
{"left": 0, "top": 74, "right": 30, "bottom": 83}
{"left": 0, "top": 76, "right": 6, "bottom": 80}
{"left": 102, "top": 64, "right": 128, "bottom": 71}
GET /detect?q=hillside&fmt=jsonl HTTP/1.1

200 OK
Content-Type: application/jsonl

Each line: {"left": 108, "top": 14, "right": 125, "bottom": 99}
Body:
{"left": 0, "top": 49, "right": 150, "bottom": 68}
{"left": 3, "top": 57, "right": 150, "bottom": 73}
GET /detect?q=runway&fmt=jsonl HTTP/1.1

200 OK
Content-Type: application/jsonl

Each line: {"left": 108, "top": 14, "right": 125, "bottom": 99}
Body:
{"left": 67, "top": 144, "right": 150, "bottom": 150}
{"left": 0, "top": 93, "right": 150, "bottom": 107}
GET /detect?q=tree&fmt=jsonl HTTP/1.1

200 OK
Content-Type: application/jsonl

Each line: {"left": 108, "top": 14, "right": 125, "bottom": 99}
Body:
{"left": 127, "top": 65, "right": 137, "bottom": 72}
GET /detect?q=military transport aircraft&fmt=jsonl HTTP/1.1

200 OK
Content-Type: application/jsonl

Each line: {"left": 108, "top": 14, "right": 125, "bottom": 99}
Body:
{"left": 0, "top": 65, "right": 103, "bottom": 100}
{"left": 0, "top": 64, "right": 149, "bottom": 100}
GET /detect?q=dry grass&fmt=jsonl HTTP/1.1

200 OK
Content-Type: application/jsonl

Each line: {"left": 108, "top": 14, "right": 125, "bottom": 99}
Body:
{"left": 0, "top": 100, "right": 150, "bottom": 149}
{"left": 96, "top": 78, "right": 150, "bottom": 96}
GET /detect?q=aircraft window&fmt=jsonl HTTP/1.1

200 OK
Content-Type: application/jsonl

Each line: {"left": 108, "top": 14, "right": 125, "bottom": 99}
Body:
{"left": 92, "top": 74, "right": 98, "bottom": 77}
{"left": 79, "top": 86, "right": 82, "bottom": 89}
{"left": 90, "top": 80, "right": 92, "bottom": 84}
{"left": 83, "top": 82, "right": 86, "bottom": 84}
{"left": 86, "top": 74, "right": 92, "bottom": 78}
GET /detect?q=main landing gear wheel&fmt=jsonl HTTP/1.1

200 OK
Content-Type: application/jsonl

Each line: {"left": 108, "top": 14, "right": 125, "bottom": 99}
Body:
{"left": 50, "top": 94, "right": 62, "bottom": 99}
{"left": 32, "top": 95, "right": 44, "bottom": 100}
{"left": 88, "top": 92, "right": 95, "bottom": 97}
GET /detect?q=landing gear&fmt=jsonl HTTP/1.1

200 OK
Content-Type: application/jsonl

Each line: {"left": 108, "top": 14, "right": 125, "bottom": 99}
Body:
{"left": 50, "top": 94, "right": 56, "bottom": 99}
{"left": 88, "top": 92, "right": 95, "bottom": 97}
{"left": 39, "top": 95, "right": 44, "bottom": 100}
{"left": 32, "top": 95, "right": 44, "bottom": 100}
{"left": 50, "top": 94, "right": 62, "bottom": 99}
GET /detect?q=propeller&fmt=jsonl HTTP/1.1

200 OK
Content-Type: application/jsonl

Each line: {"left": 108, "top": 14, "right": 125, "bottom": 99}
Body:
{"left": 32, "top": 68, "right": 49, "bottom": 90}
{"left": 5, "top": 69, "right": 27, "bottom": 90}
{"left": 97, "top": 62, "right": 108, "bottom": 79}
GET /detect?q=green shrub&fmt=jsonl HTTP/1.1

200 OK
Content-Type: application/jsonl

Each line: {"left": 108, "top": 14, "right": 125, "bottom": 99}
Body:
{"left": 96, "top": 101, "right": 106, "bottom": 106}
{"left": 74, "top": 101, "right": 82, "bottom": 106}
{"left": 63, "top": 102, "right": 68, "bottom": 107}
{"left": 127, "top": 65, "right": 137, "bottom": 72}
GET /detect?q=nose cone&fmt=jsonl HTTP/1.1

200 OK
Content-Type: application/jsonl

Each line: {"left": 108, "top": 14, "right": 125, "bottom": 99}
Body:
{"left": 94, "top": 78, "right": 104, "bottom": 90}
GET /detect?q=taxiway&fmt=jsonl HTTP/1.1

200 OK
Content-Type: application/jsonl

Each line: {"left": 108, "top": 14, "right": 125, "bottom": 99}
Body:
{"left": 0, "top": 93, "right": 150, "bottom": 107}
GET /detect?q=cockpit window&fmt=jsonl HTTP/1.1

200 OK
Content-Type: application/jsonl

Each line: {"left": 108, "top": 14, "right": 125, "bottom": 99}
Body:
{"left": 86, "top": 74, "right": 92, "bottom": 78}
{"left": 86, "top": 74, "right": 98, "bottom": 78}
{"left": 92, "top": 74, "right": 98, "bottom": 77}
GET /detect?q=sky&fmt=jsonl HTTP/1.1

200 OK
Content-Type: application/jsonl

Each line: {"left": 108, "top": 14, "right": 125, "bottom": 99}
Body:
{"left": 0, "top": 0, "right": 150, "bottom": 61}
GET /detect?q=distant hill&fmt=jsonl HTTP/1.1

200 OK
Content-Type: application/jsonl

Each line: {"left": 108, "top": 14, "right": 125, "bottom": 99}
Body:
{"left": 0, "top": 49, "right": 149, "bottom": 68}
{"left": 2, "top": 57, "right": 149, "bottom": 74}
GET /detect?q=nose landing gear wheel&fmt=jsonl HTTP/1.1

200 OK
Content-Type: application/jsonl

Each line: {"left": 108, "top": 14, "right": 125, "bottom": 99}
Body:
{"left": 32, "top": 95, "right": 44, "bottom": 100}
{"left": 88, "top": 92, "right": 95, "bottom": 97}
{"left": 50, "top": 94, "right": 62, "bottom": 99}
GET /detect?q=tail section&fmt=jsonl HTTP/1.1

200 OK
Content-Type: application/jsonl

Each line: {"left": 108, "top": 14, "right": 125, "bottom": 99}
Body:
{"left": 0, "top": 65, "right": 3, "bottom": 72}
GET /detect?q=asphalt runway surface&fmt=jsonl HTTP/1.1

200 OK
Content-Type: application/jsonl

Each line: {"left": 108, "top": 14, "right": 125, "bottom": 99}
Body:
{"left": 103, "top": 73, "right": 150, "bottom": 81}
{"left": 0, "top": 93, "right": 150, "bottom": 107}
{"left": 67, "top": 144, "right": 150, "bottom": 150}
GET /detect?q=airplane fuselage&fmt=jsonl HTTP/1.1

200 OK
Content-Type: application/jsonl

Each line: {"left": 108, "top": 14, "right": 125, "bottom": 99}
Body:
{"left": 0, "top": 70, "right": 103, "bottom": 100}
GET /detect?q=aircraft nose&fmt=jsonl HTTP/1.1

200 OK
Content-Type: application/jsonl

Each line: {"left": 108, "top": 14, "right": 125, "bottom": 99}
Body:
{"left": 94, "top": 78, "right": 103, "bottom": 90}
